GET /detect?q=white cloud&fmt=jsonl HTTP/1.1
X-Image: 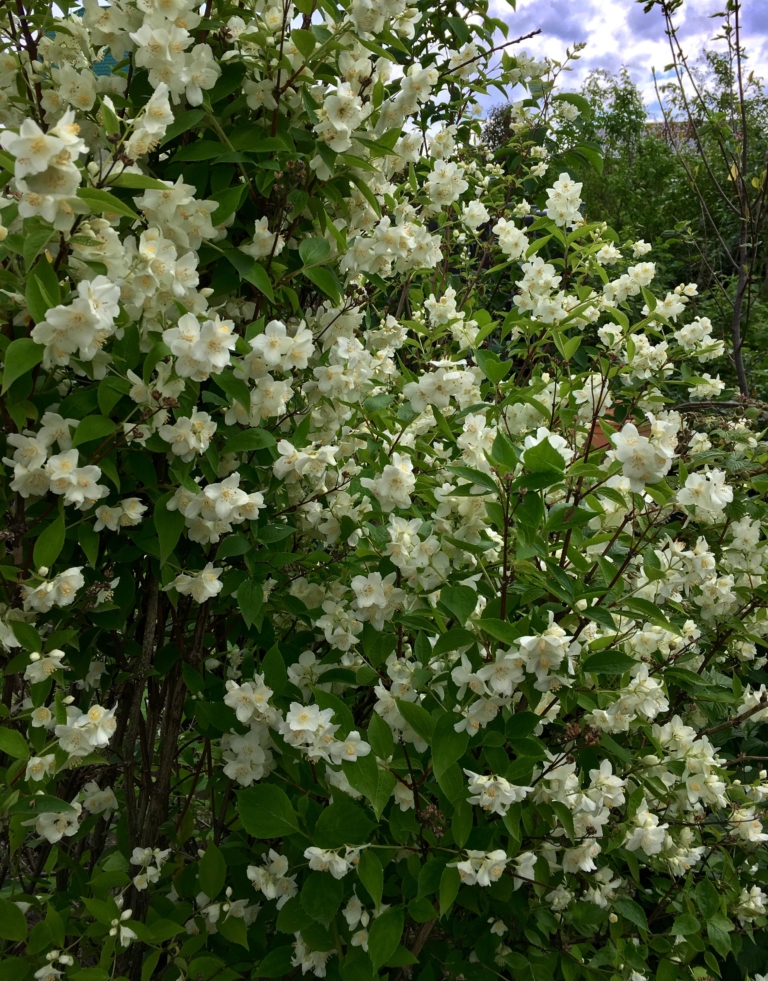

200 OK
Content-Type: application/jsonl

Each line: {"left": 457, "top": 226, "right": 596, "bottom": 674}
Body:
{"left": 484, "top": 0, "right": 768, "bottom": 112}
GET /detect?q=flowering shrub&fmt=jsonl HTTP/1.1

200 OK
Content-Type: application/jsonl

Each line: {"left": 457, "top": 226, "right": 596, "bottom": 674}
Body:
{"left": 1, "top": 3, "right": 768, "bottom": 981}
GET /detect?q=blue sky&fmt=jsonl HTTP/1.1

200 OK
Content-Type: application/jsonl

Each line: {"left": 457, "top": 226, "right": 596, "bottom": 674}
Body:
{"left": 486, "top": 0, "right": 768, "bottom": 111}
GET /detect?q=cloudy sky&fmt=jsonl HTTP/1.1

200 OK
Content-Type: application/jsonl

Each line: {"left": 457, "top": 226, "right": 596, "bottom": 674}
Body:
{"left": 486, "top": 0, "right": 768, "bottom": 111}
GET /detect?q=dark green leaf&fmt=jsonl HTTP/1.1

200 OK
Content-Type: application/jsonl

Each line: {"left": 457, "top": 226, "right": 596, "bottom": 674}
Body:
{"left": 237, "top": 784, "right": 299, "bottom": 838}
{"left": 72, "top": 416, "right": 116, "bottom": 448}
{"left": 154, "top": 493, "right": 186, "bottom": 565}
{"left": 313, "top": 800, "right": 376, "bottom": 848}
{"left": 0, "top": 899, "right": 27, "bottom": 941}
{"left": 299, "top": 237, "right": 331, "bottom": 266}
{"left": 301, "top": 872, "right": 342, "bottom": 926}
{"left": 0, "top": 728, "right": 29, "bottom": 761}
{"left": 357, "top": 849, "right": 383, "bottom": 908}
{"left": 225, "top": 250, "right": 274, "bottom": 300}
{"left": 671, "top": 914, "right": 699, "bottom": 936}
{"left": 33, "top": 514, "right": 65, "bottom": 572}
{"left": 224, "top": 427, "right": 276, "bottom": 454}
{"left": 614, "top": 898, "right": 648, "bottom": 933}
{"left": 213, "top": 369, "right": 251, "bottom": 413}
{"left": 438, "top": 585, "right": 477, "bottom": 626}
{"left": 238, "top": 580, "right": 264, "bottom": 628}
{"left": 395, "top": 699, "right": 435, "bottom": 745}
{"left": 523, "top": 439, "right": 566, "bottom": 474}
{"left": 368, "top": 906, "right": 404, "bottom": 971}
{"left": 439, "top": 866, "right": 460, "bottom": 917}
{"left": 431, "top": 714, "right": 468, "bottom": 778}
{"left": 2, "top": 338, "right": 44, "bottom": 393}
{"left": 198, "top": 843, "right": 226, "bottom": 899}
{"left": 581, "top": 650, "right": 636, "bottom": 675}
{"left": 291, "top": 28, "right": 317, "bottom": 58}
{"left": 77, "top": 187, "right": 140, "bottom": 221}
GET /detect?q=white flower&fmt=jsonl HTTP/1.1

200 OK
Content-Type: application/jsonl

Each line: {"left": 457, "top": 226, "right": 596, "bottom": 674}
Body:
{"left": 24, "top": 649, "right": 66, "bottom": 683}
{"left": 165, "top": 563, "right": 223, "bottom": 603}
{"left": 25, "top": 754, "right": 56, "bottom": 782}
{"left": 449, "top": 850, "right": 508, "bottom": 887}
{"left": 330, "top": 731, "right": 372, "bottom": 764}
{"left": 304, "top": 847, "right": 352, "bottom": 879}
{"left": 81, "top": 781, "right": 119, "bottom": 815}
{"left": 464, "top": 771, "right": 532, "bottom": 815}
{"left": 24, "top": 801, "right": 82, "bottom": 843}
{"left": 624, "top": 800, "right": 668, "bottom": 855}
{"left": 610, "top": 423, "right": 672, "bottom": 493}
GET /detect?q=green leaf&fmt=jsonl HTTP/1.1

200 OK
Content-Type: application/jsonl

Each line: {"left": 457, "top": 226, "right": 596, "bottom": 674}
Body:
{"left": 0, "top": 728, "right": 29, "bottom": 761}
{"left": 438, "top": 585, "right": 477, "bottom": 626}
{"left": 10, "top": 621, "right": 41, "bottom": 651}
{"left": 224, "top": 427, "right": 276, "bottom": 454}
{"left": 301, "top": 872, "right": 343, "bottom": 926}
{"left": 238, "top": 580, "right": 264, "bottom": 628}
{"left": 478, "top": 619, "right": 519, "bottom": 645}
{"left": 357, "top": 849, "right": 383, "bottom": 908}
{"left": 506, "top": 712, "right": 540, "bottom": 740}
{"left": 439, "top": 866, "right": 461, "bottom": 917}
{"left": 407, "top": 897, "right": 436, "bottom": 924}
{"left": 198, "top": 843, "right": 226, "bottom": 899}
{"left": 25, "top": 257, "right": 61, "bottom": 324}
{"left": 2, "top": 338, "right": 44, "bottom": 393}
{"left": 447, "top": 465, "right": 498, "bottom": 495}
{"left": 210, "top": 184, "right": 247, "bottom": 225}
{"left": 550, "top": 800, "right": 575, "bottom": 841}
{"left": 72, "top": 971, "right": 109, "bottom": 981}
{"left": 72, "top": 416, "right": 116, "bottom": 448}
{"left": 581, "top": 650, "right": 636, "bottom": 675}
{"left": 523, "top": 439, "right": 566, "bottom": 474}
{"left": 451, "top": 801, "right": 472, "bottom": 847}
{"left": 313, "top": 800, "right": 376, "bottom": 848}
{"left": 368, "top": 906, "right": 404, "bottom": 971}
{"left": 215, "top": 533, "right": 251, "bottom": 560}
{"left": 706, "top": 914, "right": 733, "bottom": 957}
{"left": 474, "top": 348, "right": 511, "bottom": 384}
{"left": 9, "top": 795, "right": 77, "bottom": 815}
{"left": 671, "top": 914, "right": 699, "bottom": 936}
{"left": 431, "top": 714, "right": 468, "bottom": 779}
{"left": 226, "top": 250, "right": 274, "bottom": 301}
{"left": 302, "top": 265, "right": 340, "bottom": 301}
{"left": 262, "top": 645, "right": 287, "bottom": 696}
{"left": 0, "top": 957, "right": 29, "bottom": 981}
{"left": 154, "top": 493, "right": 186, "bottom": 565}
{"left": 256, "top": 947, "right": 294, "bottom": 978}
{"left": 395, "top": 699, "right": 435, "bottom": 745}
{"left": 291, "top": 28, "right": 317, "bottom": 58}
{"left": 432, "top": 628, "right": 476, "bottom": 656}
{"left": 159, "top": 108, "right": 207, "bottom": 146}
{"left": 33, "top": 514, "right": 65, "bottom": 572}
{"left": 491, "top": 431, "right": 517, "bottom": 468}
{"left": 77, "top": 187, "right": 140, "bottom": 221}
{"left": 237, "top": 784, "right": 299, "bottom": 838}
{"left": 217, "top": 914, "right": 249, "bottom": 949}
{"left": 109, "top": 173, "right": 170, "bottom": 190}
{"left": 344, "top": 757, "right": 396, "bottom": 820}
{"left": 23, "top": 227, "right": 54, "bottom": 269}
{"left": 0, "top": 898, "right": 27, "bottom": 941}
{"left": 149, "top": 920, "right": 185, "bottom": 942}
{"left": 299, "top": 237, "right": 331, "bottom": 267}
{"left": 613, "top": 898, "right": 648, "bottom": 933}
{"left": 213, "top": 369, "right": 251, "bottom": 413}
{"left": 696, "top": 878, "right": 720, "bottom": 919}
{"left": 140, "top": 950, "right": 162, "bottom": 981}
{"left": 367, "top": 713, "right": 394, "bottom": 761}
